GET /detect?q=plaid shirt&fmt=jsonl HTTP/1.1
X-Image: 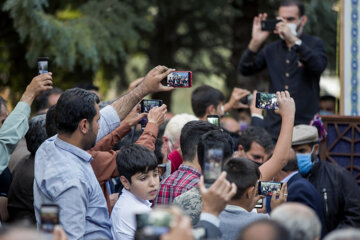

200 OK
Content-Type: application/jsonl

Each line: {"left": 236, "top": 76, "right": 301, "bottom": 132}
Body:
{"left": 155, "top": 164, "right": 201, "bottom": 205}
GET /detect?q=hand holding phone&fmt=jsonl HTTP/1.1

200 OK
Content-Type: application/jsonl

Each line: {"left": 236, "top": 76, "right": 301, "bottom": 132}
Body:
{"left": 203, "top": 147, "right": 224, "bottom": 184}
{"left": 140, "top": 99, "right": 163, "bottom": 129}
{"left": 258, "top": 181, "right": 282, "bottom": 196}
{"left": 162, "top": 71, "right": 192, "bottom": 88}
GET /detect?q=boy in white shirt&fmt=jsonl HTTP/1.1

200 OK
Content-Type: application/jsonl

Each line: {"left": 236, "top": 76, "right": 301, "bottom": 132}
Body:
{"left": 111, "top": 144, "right": 160, "bottom": 240}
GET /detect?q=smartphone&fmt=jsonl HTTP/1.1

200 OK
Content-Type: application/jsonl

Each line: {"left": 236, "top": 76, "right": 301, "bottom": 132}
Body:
{"left": 255, "top": 92, "right": 279, "bottom": 110}
{"left": 240, "top": 94, "right": 253, "bottom": 106}
{"left": 258, "top": 181, "right": 282, "bottom": 196}
{"left": 203, "top": 147, "right": 223, "bottom": 184}
{"left": 40, "top": 204, "right": 59, "bottom": 233}
{"left": 140, "top": 99, "right": 163, "bottom": 129}
{"left": 255, "top": 198, "right": 263, "bottom": 208}
{"left": 38, "top": 57, "right": 49, "bottom": 75}
{"left": 135, "top": 209, "right": 173, "bottom": 239}
{"left": 162, "top": 71, "right": 192, "bottom": 88}
{"left": 261, "top": 19, "right": 282, "bottom": 31}
{"left": 206, "top": 115, "right": 220, "bottom": 127}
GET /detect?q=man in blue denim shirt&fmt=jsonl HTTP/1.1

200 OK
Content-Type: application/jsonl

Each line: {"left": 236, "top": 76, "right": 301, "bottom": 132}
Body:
{"left": 238, "top": 0, "right": 327, "bottom": 141}
{"left": 34, "top": 66, "right": 175, "bottom": 239}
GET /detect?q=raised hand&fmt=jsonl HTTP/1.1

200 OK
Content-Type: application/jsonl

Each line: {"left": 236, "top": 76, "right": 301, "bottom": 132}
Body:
{"left": 249, "top": 13, "right": 271, "bottom": 52}
{"left": 270, "top": 182, "right": 288, "bottom": 210}
{"left": 275, "top": 91, "right": 295, "bottom": 118}
{"left": 20, "top": 73, "right": 53, "bottom": 106}
{"left": 140, "top": 66, "right": 175, "bottom": 94}
{"left": 148, "top": 104, "right": 167, "bottom": 127}
{"left": 224, "top": 87, "right": 250, "bottom": 112}
{"left": 122, "top": 104, "right": 147, "bottom": 128}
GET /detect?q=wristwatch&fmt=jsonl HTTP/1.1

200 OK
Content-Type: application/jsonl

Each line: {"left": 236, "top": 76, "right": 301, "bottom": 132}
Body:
{"left": 294, "top": 39, "right": 302, "bottom": 47}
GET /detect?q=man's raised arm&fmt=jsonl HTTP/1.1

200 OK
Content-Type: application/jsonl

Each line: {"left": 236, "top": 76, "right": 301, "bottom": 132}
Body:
{"left": 259, "top": 91, "right": 295, "bottom": 181}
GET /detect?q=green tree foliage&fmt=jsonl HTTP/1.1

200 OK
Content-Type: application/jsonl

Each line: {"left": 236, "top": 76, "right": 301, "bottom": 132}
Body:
{"left": 0, "top": 0, "right": 338, "bottom": 109}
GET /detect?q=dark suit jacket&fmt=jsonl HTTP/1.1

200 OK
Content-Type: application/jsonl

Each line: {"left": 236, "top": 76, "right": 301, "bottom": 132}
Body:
{"left": 197, "top": 220, "right": 221, "bottom": 239}
{"left": 266, "top": 173, "right": 325, "bottom": 237}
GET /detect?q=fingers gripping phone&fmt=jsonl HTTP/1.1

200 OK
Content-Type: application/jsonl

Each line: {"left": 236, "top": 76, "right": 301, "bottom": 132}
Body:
{"left": 135, "top": 209, "right": 174, "bottom": 239}
{"left": 255, "top": 92, "right": 279, "bottom": 110}
{"left": 140, "top": 99, "right": 163, "bottom": 129}
{"left": 258, "top": 181, "right": 283, "bottom": 196}
{"left": 162, "top": 71, "right": 192, "bottom": 88}
{"left": 203, "top": 147, "right": 224, "bottom": 185}
{"left": 261, "top": 19, "right": 282, "bottom": 31}
{"left": 38, "top": 57, "right": 49, "bottom": 75}
{"left": 40, "top": 204, "right": 59, "bottom": 233}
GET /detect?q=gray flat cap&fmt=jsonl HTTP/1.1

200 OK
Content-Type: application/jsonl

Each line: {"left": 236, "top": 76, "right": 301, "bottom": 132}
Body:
{"left": 292, "top": 124, "right": 319, "bottom": 146}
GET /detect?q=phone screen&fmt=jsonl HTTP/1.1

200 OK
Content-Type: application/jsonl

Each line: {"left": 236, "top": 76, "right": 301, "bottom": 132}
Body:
{"left": 255, "top": 198, "right": 263, "bottom": 208}
{"left": 163, "top": 71, "right": 192, "bottom": 88}
{"left": 135, "top": 209, "right": 173, "bottom": 239}
{"left": 207, "top": 115, "right": 220, "bottom": 127}
{"left": 255, "top": 92, "right": 279, "bottom": 110}
{"left": 38, "top": 57, "right": 49, "bottom": 75}
{"left": 258, "top": 181, "right": 282, "bottom": 196}
{"left": 140, "top": 99, "right": 163, "bottom": 129}
{"left": 40, "top": 204, "right": 59, "bottom": 233}
{"left": 203, "top": 147, "right": 223, "bottom": 184}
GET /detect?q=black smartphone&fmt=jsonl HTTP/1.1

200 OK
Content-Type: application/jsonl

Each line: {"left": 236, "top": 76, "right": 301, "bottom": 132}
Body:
{"left": 240, "top": 94, "right": 253, "bottom": 106}
{"left": 140, "top": 99, "right": 163, "bottom": 129}
{"left": 206, "top": 115, "right": 220, "bottom": 127}
{"left": 135, "top": 209, "right": 173, "bottom": 239}
{"left": 258, "top": 181, "right": 282, "bottom": 196}
{"left": 255, "top": 198, "right": 263, "bottom": 208}
{"left": 255, "top": 92, "right": 279, "bottom": 110}
{"left": 162, "top": 71, "right": 192, "bottom": 88}
{"left": 38, "top": 57, "right": 49, "bottom": 75}
{"left": 40, "top": 204, "right": 59, "bottom": 233}
{"left": 261, "top": 19, "right": 282, "bottom": 31}
{"left": 203, "top": 147, "right": 224, "bottom": 184}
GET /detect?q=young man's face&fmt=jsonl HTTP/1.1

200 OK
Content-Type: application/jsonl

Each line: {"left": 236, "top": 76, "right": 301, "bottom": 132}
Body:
{"left": 83, "top": 104, "right": 100, "bottom": 150}
{"left": 278, "top": 5, "right": 300, "bottom": 24}
{"left": 244, "top": 142, "right": 271, "bottom": 164}
{"left": 292, "top": 143, "right": 319, "bottom": 155}
{"left": 129, "top": 169, "right": 160, "bottom": 201}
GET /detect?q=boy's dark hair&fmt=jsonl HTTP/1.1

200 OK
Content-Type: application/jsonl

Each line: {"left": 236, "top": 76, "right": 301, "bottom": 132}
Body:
{"left": 34, "top": 87, "right": 63, "bottom": 113}
{"left": 55, "top": 88, "right": 99, "bottom": 134}
{"left": 197, "top": 130, "right": 234, "bottom": 172}
{"left": 180, "top": 120, "right": 218, "bottom": 162}
{"left": 238, "top": 126, "right": 274, "bottom": 154}
{"left": 238, "top": 219, "right": 291, "bottom": 240}
{"left": 46, "top": 104, "right": 57, "bottom": 137}
{"left": 279, "top": 0, "right": 305, "bottom": 17}
{"left": 191, "top": 85, "right": 225, "bottom": 118}
{"left": 223, "top": 157, "right": 260, "bottom": 200}
{"left": 116, "top": 144, "right": 158, "bottom": 184}
{"left": 75, "top": 83, "right": 99, "bottom": 91}
{"left": 25, "top": 114, "right": 48, "bottom": 155}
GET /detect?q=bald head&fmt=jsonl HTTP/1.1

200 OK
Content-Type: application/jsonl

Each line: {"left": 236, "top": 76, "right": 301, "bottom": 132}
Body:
{"left": 271, "top": 203, "right": 321, "bottom": 240}
{"left": 221, "top": 117, "right": 240, "bottom": 133}
{"left": 238, "top": 219, "right": 291, "bottom": 240}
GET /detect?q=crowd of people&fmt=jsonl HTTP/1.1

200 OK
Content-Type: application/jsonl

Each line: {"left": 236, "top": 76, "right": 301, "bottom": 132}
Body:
{"left": 0, "top": 1, "right": 359, "bottom": 240}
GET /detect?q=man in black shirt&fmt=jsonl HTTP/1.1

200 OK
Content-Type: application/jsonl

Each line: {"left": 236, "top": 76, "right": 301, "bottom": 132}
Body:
{"left": 238, "top": 0, "right": 327, "bottom": 140}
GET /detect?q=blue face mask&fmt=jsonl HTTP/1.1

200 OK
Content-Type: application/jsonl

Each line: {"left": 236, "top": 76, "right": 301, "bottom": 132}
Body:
{"left": 296, "top": 147, "right": 315, "bottom": 175}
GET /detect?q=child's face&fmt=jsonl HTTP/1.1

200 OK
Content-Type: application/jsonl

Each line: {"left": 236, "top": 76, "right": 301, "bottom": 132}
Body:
{"left": 129, "top": 168, "right": 160, "bottom": 201}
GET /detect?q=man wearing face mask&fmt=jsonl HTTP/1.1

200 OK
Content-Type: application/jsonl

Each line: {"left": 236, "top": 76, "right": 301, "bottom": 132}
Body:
{"left": 238, "top": 0, "right": 327, "bottom": 141}
{"left": 292, "top": 124, "right": 360, "bottom": 234}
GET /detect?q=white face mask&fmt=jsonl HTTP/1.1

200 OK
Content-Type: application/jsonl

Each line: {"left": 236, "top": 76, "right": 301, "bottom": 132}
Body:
{"left": 279, "top": 18, "right": 302, "bottom": 39}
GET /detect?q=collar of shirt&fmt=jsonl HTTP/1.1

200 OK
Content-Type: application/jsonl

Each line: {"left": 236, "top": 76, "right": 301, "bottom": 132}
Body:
{"left": 225, "top": 204, "right": 249, "bottom": 213}
{"left": 178, "top": 164, "right": 201, "bottom": 177}
{"left": 54, "top": 137, "right": 93, "bottom": 163}
{"left": 121, "top": 188, "right": 152, "bottom": 208}
{"left": 281, "top": 171, "right": 298, "bottom": 183}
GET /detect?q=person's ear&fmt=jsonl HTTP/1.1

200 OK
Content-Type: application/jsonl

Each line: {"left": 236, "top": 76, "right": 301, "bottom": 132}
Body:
{"left": 246, "top": 186, "right": 255, "bottom": 199}
{"left": 206, "top": 105, "right": 216, "bottom": 115}
{"left": 237, "top": 144, "right": 246, "bottom": 156}
{"left": 78, "top": 119, "right": 89, "bottom": 134}
{"left": 301, "top": 15, "right": 307, "bottom": 27}
{"left": 120, "top": 176, "right": 131, "bottom": 190}
{"left": 314, "top": 143, "right": 320, "bottom": 155}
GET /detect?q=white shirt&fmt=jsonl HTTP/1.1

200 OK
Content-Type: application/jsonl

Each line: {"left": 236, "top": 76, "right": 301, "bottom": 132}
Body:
{"left": 111, "top": 189, "right": 152, "bottom": 240}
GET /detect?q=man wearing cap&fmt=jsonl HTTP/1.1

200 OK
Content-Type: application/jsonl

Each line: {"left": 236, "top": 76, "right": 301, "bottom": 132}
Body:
{"left": 292, "top": 124, "right": 360, "bottom": 234}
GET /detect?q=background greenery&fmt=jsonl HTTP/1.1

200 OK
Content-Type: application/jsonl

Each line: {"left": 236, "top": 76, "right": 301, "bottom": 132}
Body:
{"left": 0, "top": 0, "right": 338, "bottom": 113}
